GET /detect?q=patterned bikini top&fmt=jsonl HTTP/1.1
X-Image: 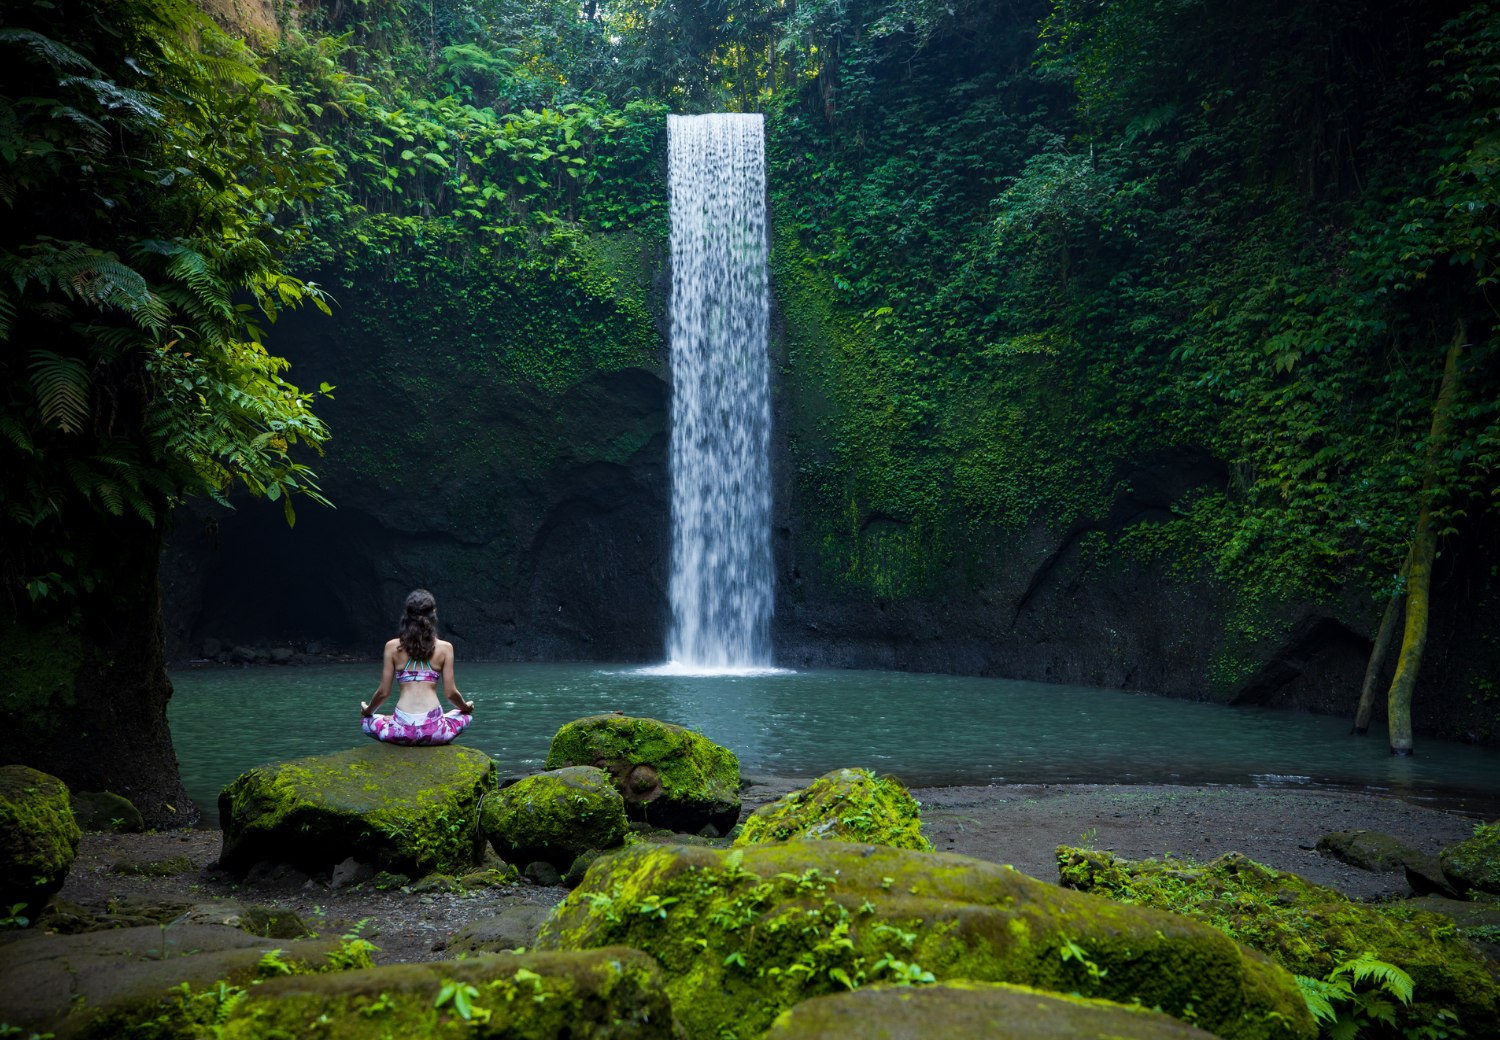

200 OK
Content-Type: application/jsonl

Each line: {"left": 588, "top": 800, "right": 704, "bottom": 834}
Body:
{"left": 396, "top": 658, "right": 441, "bottom": 684}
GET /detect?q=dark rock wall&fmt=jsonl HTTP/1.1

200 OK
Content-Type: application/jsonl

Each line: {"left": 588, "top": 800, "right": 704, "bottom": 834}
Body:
{"left": 162, "top": 236, "right": 1499, "bottom": 746}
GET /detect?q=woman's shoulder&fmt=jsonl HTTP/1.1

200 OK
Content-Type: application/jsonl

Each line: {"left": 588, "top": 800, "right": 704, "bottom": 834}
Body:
{"left": 384, "top": 637, "right": 402, "bottom": 654}
{"left": 435, "top": 638, "right": 455, "bottom": 657}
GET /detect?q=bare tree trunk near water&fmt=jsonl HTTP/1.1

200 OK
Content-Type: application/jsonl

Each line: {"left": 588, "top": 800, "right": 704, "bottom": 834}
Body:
{"left": 1385, "top": 325, "right": 1466, "bottom": 756}
{"left": 1352, "top": 545, "right": 1411, "bottom": 734}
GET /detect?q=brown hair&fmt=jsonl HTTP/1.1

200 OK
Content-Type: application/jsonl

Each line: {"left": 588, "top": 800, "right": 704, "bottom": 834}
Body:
{"left": 398, "top": 588, "right": 437, "bottom": 661}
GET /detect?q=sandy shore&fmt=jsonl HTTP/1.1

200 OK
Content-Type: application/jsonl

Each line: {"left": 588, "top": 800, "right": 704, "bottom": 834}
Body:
{"left": 51, "top": 780, "right": 1480, "bottom": 964}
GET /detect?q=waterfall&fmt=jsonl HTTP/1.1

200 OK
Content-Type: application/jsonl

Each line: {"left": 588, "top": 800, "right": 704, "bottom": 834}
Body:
{"left": 663, "top": 113, "right": 774, "bottom": 672}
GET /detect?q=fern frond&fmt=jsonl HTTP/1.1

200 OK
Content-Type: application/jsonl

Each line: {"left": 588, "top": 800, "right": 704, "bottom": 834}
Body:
{"left": 58, "top": 76, "right": 164, "bottom": 125}
{"left": 1331, "top": 953, "right": 1414, "bottom": 1006}
{"left": 0, "top": 27, "right": 99, "bottom": 74}
{"left": 95, "top": 480, "right": 124, "bottom": 516}
{"left": 1294, "top": 974, "right": 1343, "bottom": 1025}
{"left": 0, "top": 285, "right": 13, "bottom": 339}
{"left": 6, "top": 241, "right": 170, "bottom": 331}
{"left": 0, "top": 416, "right": 35, "bottom": 456}
{"left": 28, "top": 349, "right": 90, "bottom": 433}
{"left": 62, "top": 456, "right": 104, "bottom": 498}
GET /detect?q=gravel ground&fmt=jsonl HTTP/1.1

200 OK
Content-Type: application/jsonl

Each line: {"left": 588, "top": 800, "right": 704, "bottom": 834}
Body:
{"left": 50, "top": 780, "right": 1482, "bottom": 964}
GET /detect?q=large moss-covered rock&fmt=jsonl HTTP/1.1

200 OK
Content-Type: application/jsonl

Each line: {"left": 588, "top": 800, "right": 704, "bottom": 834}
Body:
{"left": 218, "top": 744, "right": 496, "bottom": 877}
{"left": 1441, "top": 823, "right": 1500, "bottom": 898}
{"left": 734, "top": 767, "right": 930, "bottom": 851}
{"left": 537, "top": 841, "right": 1314, "bottom": 1040}
{"left": 763, "top": 981, "right": 1223, "bottom": 1040}
{"left": 218, "top": 947, "right": 681, "bottom": 1040}
{"left": 0, "top": 764, "right": 81, "bottom": 921}
{"left": 481, "top": 766, "right": 628, "bottom": 870}
{"left": 1058, "top": 846, "right": 1499, "bottom": 1037}
{"left": 0, "top": 923, "right": 349, "bottom": 1039}
{"left": 545, "top": 714, "right": 740, "bottom": 833}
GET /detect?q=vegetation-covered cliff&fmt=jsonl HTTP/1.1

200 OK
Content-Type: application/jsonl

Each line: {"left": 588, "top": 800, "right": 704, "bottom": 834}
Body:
{"left": 3, "top": 0, "right": 1497, "bottom": 813}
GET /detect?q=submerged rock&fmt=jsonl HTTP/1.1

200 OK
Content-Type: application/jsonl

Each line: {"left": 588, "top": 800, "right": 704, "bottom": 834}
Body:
{"left": 734, "top": 767, "right": 930, "bottom": 851}
{"left": 546, "top": 714, "right": 740, "bottom": 833}
{"left": 764, "top": 981, "right": 1223, "bottom": 1040}
{"left": 0, "top": 764, "right": 81, "bottom": 922}
{"left": 0, "top": 923, "right": 347, "bottom": 1039}
{"left": 217, "top": 744, "right": 496, "bottom": 877}
{"left": 481, "top": 765, "right": 629, "bottom": 870}
{"left": 1441, "top": 822, "right": 1500, "bottom": 898}
{"left": 218, "top": 947, "right": 680, "bottom": 1040}
{"left": 537, "top": 840, "right": 1313, "bottom": 1040}
{"left": 1058, "top": 846, "right": 1499, "bottom": 1036}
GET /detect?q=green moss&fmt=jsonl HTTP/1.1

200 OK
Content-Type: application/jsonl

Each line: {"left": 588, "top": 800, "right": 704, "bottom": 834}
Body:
{"left": 1439, "top": 822, "right": 1500, "bottom": 898}
{"left": 538, "top": 840, "right": 1313, "bottom": 1040}
{"left": 217, "top": 745, "right": 496, "bottom": 877}
{"left": 481, "top": 766, "right": 628, "bottom": 871}
{"left": 734, "top": 768, "right": 931, "bottom": 852}
{"left": 765, "top": 980, "right": 1223, "bottom": 1040}
{"left": 0, "top": 764, "right": 81, "bottom": 921}
{"left": 545, "top": 715, "right": 740, "bottom": 832}
{"left": 218, "top": 947, "right": 678, "bottom": 1040}
{"left": 1057, "top": 846, "right": 1498, "bottom": 1035}
{"left": 0, "top": 621, "right": 80, "bottom": 729}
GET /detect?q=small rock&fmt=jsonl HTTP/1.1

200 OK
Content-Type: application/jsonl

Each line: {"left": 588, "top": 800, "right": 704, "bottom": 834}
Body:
{"left": 109, "top": 856, "right": 195, "bottom": 877}
{"left": 450, "top": 905, "right": 554, "bottom": 953}
{"left": 268, "top": 647, "right": 294, "bottom": 664}
{"left": 371, "top": 870, "right": 410, "bottom": 891}
{"left": 411, "top": 873, "right": 462, "bottom": 894}
{"left": 230, "top": 645, "right": 257, "bottom": 663}
{"left": 330, "top": 856, "right": 375, "bottom": 890}
{"left": 524, "top": 861, "right": 563, "bottom": 887}
{"left": 70, "top": 791, "right": 145, "bottom": 833}
{"left": 1405, "top": 853, "right": 1462, "bottom": 899}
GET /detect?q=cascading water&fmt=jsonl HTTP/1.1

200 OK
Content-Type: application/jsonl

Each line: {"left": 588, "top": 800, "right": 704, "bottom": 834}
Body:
{"left": 663, "top": 113, "right": 774, "bottom": 672}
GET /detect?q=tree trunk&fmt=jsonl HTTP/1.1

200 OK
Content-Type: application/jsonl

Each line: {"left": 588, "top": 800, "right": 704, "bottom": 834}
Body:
{"left": 1352, "top": 545, "right": 1411, "bottom": 734}
{"left": 1386, "top": 326, "right": 1465, "bottom": 756}
{"left": 0, "top": 516, "right": 195, "bottom": 828}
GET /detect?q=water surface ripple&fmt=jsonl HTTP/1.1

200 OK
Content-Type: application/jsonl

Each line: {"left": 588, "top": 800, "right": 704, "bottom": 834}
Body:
{"left": 169, "top": 663, "right": 1500, "bottom": 821}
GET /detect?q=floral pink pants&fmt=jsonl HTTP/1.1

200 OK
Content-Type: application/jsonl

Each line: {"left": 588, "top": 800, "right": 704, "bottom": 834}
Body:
{"left": 362, "top": 706, "right": 471, "bottom": 746}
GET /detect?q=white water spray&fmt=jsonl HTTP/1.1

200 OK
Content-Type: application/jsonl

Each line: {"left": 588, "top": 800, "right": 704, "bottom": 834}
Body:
{"left": 661, "top": 113, "right": 774, "bottom": 673}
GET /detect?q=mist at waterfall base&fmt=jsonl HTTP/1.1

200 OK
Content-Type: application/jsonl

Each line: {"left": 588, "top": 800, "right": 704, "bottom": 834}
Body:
{"left": 168, "top": 663, "right": 1500, "bottom": 823}
{"left": 660, "top": 113, "right": 775, "bottom": 674}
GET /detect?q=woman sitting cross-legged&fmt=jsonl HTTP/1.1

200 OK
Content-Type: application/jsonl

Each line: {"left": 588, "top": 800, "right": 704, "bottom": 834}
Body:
{"left": 361, "top": 588, "right": 474, "bottom": 746}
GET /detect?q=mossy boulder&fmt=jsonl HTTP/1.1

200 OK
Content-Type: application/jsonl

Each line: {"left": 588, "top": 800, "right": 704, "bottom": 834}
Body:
{"left": 1441, "top": 823, "right": 1500, "bottom": 898}
{"left": 545, "top": 714, "right": 740, "bottom": 833}
{"left": 218, "top": 744, "right": 496, "bottom": 877}
{"left": 1315, "top": 829, "right": 1426, "bottom": 873}
{"left": 734, "top": 767, "right": 930, "bottom": 851}
{"left": 218, "top": 947, "right": 681, "bottom": 1040}
{"left": 1058, "top": 846, "right": 1499, "bottom": 1037}
{"left": 0, "top": 764, "right": 81, "bottom": 921}
{"left": 70, "top": 790, "right": 145, "bottom": 833}
{"left": 763, "top": 981, "right": 1223, "bottom": 1040}
{"left": 0, "top": 923, "right": 349, "bottom": 1039}
{"left": 536, "top": 841, "right": 1314, "bottom": 1040}
{"left": 481, "top": 766, "right": 629, "bottom": 871}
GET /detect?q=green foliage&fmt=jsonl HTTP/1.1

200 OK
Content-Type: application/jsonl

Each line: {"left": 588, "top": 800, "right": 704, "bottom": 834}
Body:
{"left": 1294, "top": 953, "right": 1433, "bottom": 1040}
{"left": 0, "top": 0, "right": 335, "bottom": 618}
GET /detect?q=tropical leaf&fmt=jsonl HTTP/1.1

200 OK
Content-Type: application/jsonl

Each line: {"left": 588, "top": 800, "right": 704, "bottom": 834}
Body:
{"left": 0, "top": 27, "right": 98, "bottom": 73}
{"left": 28, "top": 349, "right": 90, "bottom": 433}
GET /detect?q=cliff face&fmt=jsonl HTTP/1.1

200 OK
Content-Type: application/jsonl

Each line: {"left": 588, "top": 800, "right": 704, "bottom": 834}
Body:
{"left": 162, "top": 236, "right": 1498, "bottom": 745}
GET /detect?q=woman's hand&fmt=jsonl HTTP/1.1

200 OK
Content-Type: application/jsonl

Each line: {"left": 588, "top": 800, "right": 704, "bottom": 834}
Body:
{"left": 360, "top": 701, "right": 373, "bottom": 717}
{"left": 458, "top": 698, "right": 475, "bottom": 715}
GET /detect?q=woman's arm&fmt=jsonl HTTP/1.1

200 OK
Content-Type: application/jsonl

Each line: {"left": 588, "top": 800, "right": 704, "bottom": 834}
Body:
{"left": 362, "top": 641, "right": 397, "bottom": 716}
{"left": 440, "top": 642, "right": 473, "bottom": 714}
